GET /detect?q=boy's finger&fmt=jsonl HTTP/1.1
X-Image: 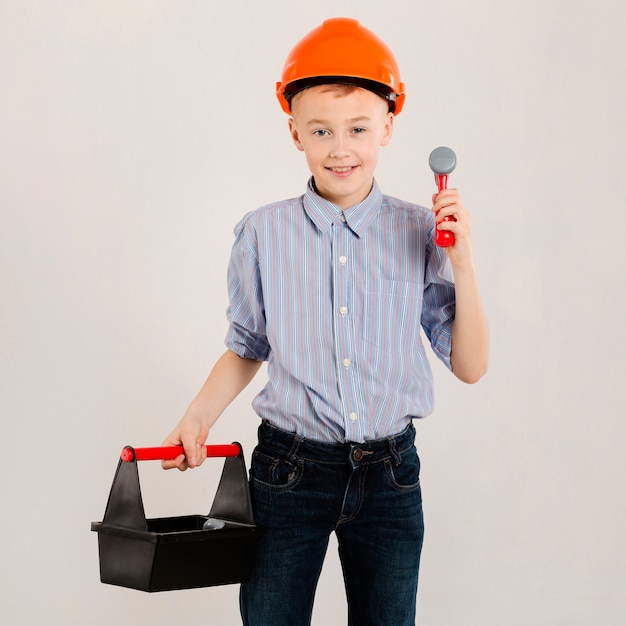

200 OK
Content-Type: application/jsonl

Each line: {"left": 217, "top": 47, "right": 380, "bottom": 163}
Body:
{"left": 161, "top": 455, "right": 187, "bottom": 471}
{"left": 182, "top": 441, "right": 205, "bottom": 468}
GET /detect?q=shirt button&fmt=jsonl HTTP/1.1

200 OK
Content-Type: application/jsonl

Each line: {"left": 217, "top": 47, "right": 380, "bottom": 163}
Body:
{"left": 340, "top": 213, "right": 347, "bottom": 223}
{"left": 339, "top": 255, "right": 347, "bottom": 265}
{"left": 340, "top": 306, "right": 348, "bottom": 316}
{"left": 349, "top": 412, "right": 358, "bottom": 421}
{"left": 342, "top": 358, "right": 351, "bottom": 368}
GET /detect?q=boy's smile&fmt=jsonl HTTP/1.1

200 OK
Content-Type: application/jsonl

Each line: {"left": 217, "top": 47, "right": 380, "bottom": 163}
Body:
{"left": 288, "top": 86, "right": 394, "bottom": 210}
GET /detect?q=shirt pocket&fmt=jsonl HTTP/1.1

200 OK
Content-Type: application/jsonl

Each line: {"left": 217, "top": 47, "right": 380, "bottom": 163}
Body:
{"left": 361, "top": 279, "right": 423, "bottom": 355}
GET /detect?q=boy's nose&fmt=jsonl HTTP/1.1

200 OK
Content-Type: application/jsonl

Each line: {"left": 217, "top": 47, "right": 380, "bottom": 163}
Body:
{"left": 329, "top": 137, "right": 350, "bottom": 159}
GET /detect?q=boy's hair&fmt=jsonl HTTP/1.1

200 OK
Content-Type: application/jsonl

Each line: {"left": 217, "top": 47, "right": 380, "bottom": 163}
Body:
{"left": 290, "top": 83, "right": 390, "bottom": 112}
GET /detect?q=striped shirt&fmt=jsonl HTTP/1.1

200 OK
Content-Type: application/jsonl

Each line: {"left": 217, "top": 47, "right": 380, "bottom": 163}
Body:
{"left": 225, "top": 178, "right": 455, "bottom": 443}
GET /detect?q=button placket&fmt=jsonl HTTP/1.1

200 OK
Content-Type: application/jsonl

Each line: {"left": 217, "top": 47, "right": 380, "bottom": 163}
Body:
{"left": 332, "top": 220, "right": 365, "bottom": 440}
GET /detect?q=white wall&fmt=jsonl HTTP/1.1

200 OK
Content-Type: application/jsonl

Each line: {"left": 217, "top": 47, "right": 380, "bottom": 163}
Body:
{"left": 2, "top": 1, "right": 624, "bottom": 624}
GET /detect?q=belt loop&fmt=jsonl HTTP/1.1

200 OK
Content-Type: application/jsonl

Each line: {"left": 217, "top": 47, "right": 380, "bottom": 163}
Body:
{"left": 287, "top": 433, "right": 304, "bottom": 463}
{"left": 389, "top": 434, "right": 402, "bottom": 466}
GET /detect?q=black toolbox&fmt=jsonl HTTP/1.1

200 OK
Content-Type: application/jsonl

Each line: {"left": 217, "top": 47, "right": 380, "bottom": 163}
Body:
{"left": 91, "top": 443, "right": 260, "bottom": 592}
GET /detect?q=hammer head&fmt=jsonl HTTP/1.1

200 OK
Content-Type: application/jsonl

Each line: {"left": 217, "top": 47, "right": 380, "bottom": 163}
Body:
{"left": 429, "top": 146, "right": 457, "bottom": 175}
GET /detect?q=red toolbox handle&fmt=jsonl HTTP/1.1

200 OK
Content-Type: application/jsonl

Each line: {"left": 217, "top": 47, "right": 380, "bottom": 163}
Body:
{"left": 121, "top": 444, "right": 241, "bottom": 462}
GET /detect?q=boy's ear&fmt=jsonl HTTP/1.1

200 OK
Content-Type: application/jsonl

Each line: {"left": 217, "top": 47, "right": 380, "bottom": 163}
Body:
{"left": 288, "top": 118, "right": 305, "bottom": 152}
{"left": 380, "top": 112, "right": 394, "bottom": 147}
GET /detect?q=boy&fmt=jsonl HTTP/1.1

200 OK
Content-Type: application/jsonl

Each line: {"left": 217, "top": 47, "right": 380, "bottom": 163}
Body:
{"left": 162, "top": 17, "right": 489, "bottom": 626}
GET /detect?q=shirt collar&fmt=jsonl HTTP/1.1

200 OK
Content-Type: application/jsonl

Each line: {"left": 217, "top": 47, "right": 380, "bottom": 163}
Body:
{"left": 303, "top": 177, "right": 383, "bottom": 237}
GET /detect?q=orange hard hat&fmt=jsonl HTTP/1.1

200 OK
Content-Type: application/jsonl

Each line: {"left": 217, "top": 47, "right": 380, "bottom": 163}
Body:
{"left": 276, "top": 17, "right": 406, "bottom": 115}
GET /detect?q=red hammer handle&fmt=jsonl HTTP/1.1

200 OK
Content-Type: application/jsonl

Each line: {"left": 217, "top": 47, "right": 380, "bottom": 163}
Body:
{"left": 121, "top": 444, "right": 241, "bottom": 462}
{"left": 435, "top": 174, "right": 455, "bottom": 247}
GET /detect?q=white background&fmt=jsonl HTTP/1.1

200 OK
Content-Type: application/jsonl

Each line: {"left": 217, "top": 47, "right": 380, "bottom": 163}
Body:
{"left": 2, "top": 1, "right": 625, "bottom": 624}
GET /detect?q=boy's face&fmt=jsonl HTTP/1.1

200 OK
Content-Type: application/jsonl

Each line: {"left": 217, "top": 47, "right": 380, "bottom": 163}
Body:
{"left": 288, "top": 86, "right": 394, "bottom": 210}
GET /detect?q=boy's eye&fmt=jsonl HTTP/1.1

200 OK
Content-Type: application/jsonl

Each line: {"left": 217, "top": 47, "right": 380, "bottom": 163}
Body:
{"left": 313, "top": 129, "right": 329, "bottom": 137}
{"left": 352, "top": 127, "right": 366, "bottom": 134}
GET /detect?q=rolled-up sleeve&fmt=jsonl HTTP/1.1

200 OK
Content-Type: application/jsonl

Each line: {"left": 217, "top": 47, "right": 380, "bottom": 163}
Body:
{"left": 421, "top": 229, "right": 455, "bottom": 371}
{"left": 224, "top": 216, "right": 271, "bottom": 361}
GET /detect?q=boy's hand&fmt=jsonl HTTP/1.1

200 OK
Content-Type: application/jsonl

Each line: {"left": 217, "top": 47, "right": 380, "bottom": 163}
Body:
{"left": 161, "top": 412, "right": 209, "bottom": 471}
{"left": 432, "top": 189, "right": 473, "bottom": 267}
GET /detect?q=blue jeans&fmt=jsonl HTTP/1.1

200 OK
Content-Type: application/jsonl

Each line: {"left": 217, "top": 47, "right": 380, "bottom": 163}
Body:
{"left": 240, "top": 421, "right": 424, "bottom": 626}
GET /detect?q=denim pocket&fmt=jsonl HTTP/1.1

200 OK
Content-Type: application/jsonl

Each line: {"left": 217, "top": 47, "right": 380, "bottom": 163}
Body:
{"left": 250, "top": 450, "right": 304, "bottom": 492}
{"left": 384, "top": 447, "right": 421, "bottom": 492}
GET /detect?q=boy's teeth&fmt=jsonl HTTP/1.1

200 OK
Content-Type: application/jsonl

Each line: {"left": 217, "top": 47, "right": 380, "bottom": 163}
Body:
{"left": 331, "top": 167, "right": 352, "bottom": 172}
